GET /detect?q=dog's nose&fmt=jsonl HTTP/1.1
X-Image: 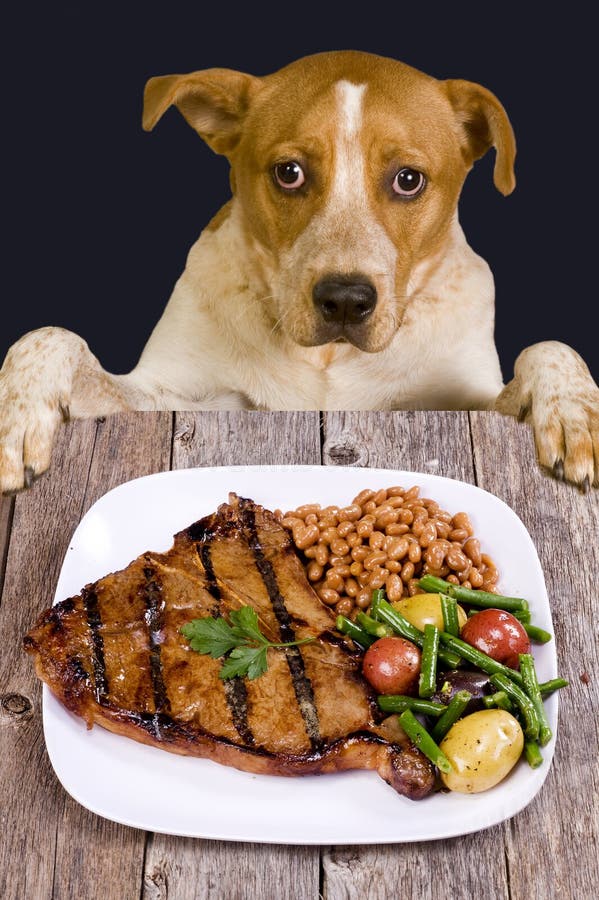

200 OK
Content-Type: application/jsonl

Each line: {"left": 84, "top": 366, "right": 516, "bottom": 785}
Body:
{"left": 313, "top": 278, "right": 377, "bottom": 325}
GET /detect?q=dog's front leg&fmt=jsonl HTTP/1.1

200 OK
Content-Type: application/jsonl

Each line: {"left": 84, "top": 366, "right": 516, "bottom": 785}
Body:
{"left": 0, "top": 325, "right": 244, "bottom": 494}
{"left": 495, "top": 341, "right": 599, "bottom": 488}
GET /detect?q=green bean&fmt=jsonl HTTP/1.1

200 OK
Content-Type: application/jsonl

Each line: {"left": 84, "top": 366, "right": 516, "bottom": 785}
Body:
{"left": 356, "top": 612, "right": 393, "bottom": 639}
{"left": 399, "top": 710, "right": 453, "bottom": 774}
{"left": 431, "top": 690, "right": 472, "bottom": 742}
{"left": 335, "top": 615, "right": 375, "bottom": 648}
{"left": 522, "top": 623, "right": 552, "bottom": 644}
{"left": 377, "top": 695, "right": 447, "bottom": 717}
{"left": 539, "top": 677, "right": 569, "bottom": 695}
{"left": 440, "top": 593, "right": 460, "bottom": 636}
{"left": 524, "top": 741, "right": 544, "bottom": 768}
{"left": 519, "top": 654, "right": 552, "bottom": 746}
{"left": 438, "top": 631, "right": 524, "bottom": 685}
{"left": 482, "top": 691, "right": 513, "bottom": 712}
{"left": 371, "top": 596, "right": 461, "bottom": 668}
{"left": 419, "top": 624, "right": 440, "bottom": 698}
{"left": 418, "top": 575, "right": 528, "bottom": 612}
{"left": 512, "top": 609, "right": 532, "bottom": 625}
{"left": 489, "top": 673, "right": 539, "bottom": 741}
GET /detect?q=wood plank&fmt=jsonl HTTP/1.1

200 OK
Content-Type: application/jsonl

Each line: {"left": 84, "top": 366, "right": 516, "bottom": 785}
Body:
{"left": 172, "top": 410, "right": 321, "bottom": 467}
{"left": 0, "top": 493, "right": 14, "bottom": 605}
{"left": 50, "top": 413, "right": 173, "bottom": 900}
{"left": 321, "top": 411, "right": 512, "bottom": 900}
{"left": 322, "top": 410, "right": 475, "bottom": 482}
{"left": 143, "top": 836, "right": 320, "bottom": 900}
{"left": 0, "top": 419, "right": 98, "bottom": 900}
{"left": 469, "top": 411, "right": 599, "bottom": 900}
{"left": 145, "top": 411, "right": 322, "bottom": 899}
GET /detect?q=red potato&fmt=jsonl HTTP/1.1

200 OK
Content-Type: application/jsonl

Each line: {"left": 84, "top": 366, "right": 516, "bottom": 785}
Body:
{"left": 460, "top": 609, "right": 530, "bottom": 669}
{"left": 362, "top": 637, "right": 421, "bottom": 695}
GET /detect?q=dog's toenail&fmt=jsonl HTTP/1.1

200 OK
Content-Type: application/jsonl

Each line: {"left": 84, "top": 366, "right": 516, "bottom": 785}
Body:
{"left": 580, "top": 475, "right": 591, "bottom": 494}
{"left": 518, "top": 403, "right": 530, "bottom": 422}
{"left": 24, "top": 466, "right": 35, "bottom": 489}
{"left": 552, "top": 459, "right": 564, "bottom": 481}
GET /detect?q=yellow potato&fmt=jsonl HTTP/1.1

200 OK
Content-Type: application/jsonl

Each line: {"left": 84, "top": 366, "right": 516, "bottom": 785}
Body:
{"left": 392, "top": 593, "right": 467, "bottom": 632}
{"left": 439, "top": 710, "right": 524, "bottom": 793}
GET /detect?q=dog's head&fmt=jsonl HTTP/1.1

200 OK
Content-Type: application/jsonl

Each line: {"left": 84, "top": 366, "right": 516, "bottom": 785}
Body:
{"left": 143, "top": 51, "right": 515, "bottom": 352}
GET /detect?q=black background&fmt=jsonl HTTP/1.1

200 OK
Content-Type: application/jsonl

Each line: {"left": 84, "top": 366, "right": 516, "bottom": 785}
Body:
{"left": 2, "top": 4, "right": 597, "bottom": 383}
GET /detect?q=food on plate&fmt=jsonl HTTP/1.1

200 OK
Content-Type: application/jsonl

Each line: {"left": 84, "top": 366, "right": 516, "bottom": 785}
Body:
{"left": 460, "top": 609, "right": 531, "bottom": 669}
{"left": 23, "top": 494, "right": 435, "bottom": 800}
{"left": 438, "top": 709, "right": 524, "bottom": 793}
{"left": 391, "top": 592, "right": 468, "bottom": 633}
{"left": 280, "top": 485, "right": 499, "bottom": 618}
{"left": 362, "top": 636, "right": 421, "bottom": 695}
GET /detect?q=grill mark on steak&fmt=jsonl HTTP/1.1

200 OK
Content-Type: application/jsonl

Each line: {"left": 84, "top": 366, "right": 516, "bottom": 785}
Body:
{"left": 238, "top": 497, "right": 322, "bottom": 752}
{"left": 142, "top": 566, "right": 170, "bottom": 716}
{"left": 81, "top": 586, "right": 108, "bottom": 703}
{"left": 198, "top": 539, "right": 255, "bottom": 746}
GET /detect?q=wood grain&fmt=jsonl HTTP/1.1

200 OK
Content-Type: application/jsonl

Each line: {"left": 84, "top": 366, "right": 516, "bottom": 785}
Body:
{"left": 172, "top": 410, "right": 321, "bottom": 467}
{"left": 50, "top": 413, "right": 173, "bottom": 900}
{"left": 143, "top": 836, "right": 320, "bottom": 900}
{"left": 322, "top": 411, "right": 475, "bottom": 482}
{"left": 2, "top": 411, "right": 596, "bottom": 900}
{"left": 469, "top": 411, "right": 599, "bottom": 900}
{"left": 0, "top": 493, "right": 14, "bottom": 606}
{"left": 0, "top": 419, "right": 99, "bottom": 900}
{"left": 144, "top": 410, "right": 322, "bottom": 900}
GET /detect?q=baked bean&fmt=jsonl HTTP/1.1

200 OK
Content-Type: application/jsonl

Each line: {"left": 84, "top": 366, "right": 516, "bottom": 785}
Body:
{"left": 386, "top": 523, "right": 410, "bottom": 535}
{"left": 387, "top": 573, "right": 403, "bottom": 602}
{"left": 296, "top": 504, "right": 321, "bottom": 518}
{"left": 335, "top": 597, "right": 353, "bottom": 617}
{"left": 307, "top": 562, "right": 323, "bottom": 581}
{"left": 469, "top": 567, "right": 484, "bottom": 588}
{"left": 461, "top": 580, "right": 472, "bottom": 590}
{"left": 285, "top": 485, "right": 499, "bottom": 619}
{"left": 369, "top": 532, "right": 385, "bottom": 550}
{"left": 353, "top": 489, "right": 375, "bottom": 506}
{"left": 345, "top": 578, "right": 359, "bottom": 597}
{"left": 425, "top": 540, "right": 447, "bottom": 570}
{"left": 294, "top": 524, "right": 319, "bottom": 549}
{"left": 319, "top": 588, "right": 340, "bottom": 606}
{"left": 330, "top": 538, "right": 350, "bottom": 557}
{"left": 462, "top": 537, "right": 481, "bottom": 567}
{"left": 356, "top": 589, "right": 372, "bottom": 609}
{"left": 339, "top": 504, "right": 362, "bottom": 522}
{"left": 408, "top": 543, "right": 422, "bottom": 564}
{"left": 452, "top": 512, "right": 473, "bottom": 535}
{"left": 447, "top": 547, "right": 469, "bottom": 571}
{"left": 315, "top": 544, "right": 329, "bottom": 567}
{"left": 401, "top": 561, "right": 415, "bottom": 583}
{"left": 352, "top": 546, "right": 369, "bottom": 562}
{"left": 364, "top": 551, "right": 387, "bottom": 570}
{"left": 419, "top": 521, "right": 437, "bottom": 547}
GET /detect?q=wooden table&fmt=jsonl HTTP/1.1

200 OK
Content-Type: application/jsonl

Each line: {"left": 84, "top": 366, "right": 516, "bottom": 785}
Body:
{"left": 1, "top": 411, "right": 597, "bottom": 900}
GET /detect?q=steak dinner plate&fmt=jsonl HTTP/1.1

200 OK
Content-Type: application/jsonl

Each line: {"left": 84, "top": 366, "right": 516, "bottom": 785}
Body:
{"left": 43, "top": 466, "right": 558, "bottom": 843}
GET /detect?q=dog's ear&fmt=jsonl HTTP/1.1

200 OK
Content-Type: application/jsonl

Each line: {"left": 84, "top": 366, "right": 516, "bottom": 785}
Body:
{"left": 444, "top": 79, "right": 516, "bottom": 195}
{"left": 142, "top": 68, "right": 260, "bottom": 155}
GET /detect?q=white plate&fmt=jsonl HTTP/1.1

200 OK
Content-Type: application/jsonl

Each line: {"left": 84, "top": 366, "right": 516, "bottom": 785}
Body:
{"left": 43, "top": 466, "right": 558, "bottom": 843}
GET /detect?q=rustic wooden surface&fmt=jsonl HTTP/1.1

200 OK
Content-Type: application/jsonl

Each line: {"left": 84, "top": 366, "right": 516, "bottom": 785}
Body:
{"left": 0, "top": 411, "right": 597, "bottom": 900}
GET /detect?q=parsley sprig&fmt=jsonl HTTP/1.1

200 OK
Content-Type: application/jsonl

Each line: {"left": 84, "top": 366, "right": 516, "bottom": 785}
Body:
{"left": 181, "top": 606, "right": 315, "bottom": 680}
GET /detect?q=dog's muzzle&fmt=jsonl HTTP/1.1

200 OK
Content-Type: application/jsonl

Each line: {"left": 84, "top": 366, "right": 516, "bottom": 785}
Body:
{"left": 313, "top": 276, "right": 377, "bottom": 326}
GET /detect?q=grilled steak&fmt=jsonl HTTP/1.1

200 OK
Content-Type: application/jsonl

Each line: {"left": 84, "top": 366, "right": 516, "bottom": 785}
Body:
{"left": 24, "top": 494, "right": 434, "bottom": 800}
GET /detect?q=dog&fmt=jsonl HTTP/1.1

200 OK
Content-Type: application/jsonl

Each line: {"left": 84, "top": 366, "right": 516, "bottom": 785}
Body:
{"left": 1, "top": 50, "right": 598, "bottom": 492}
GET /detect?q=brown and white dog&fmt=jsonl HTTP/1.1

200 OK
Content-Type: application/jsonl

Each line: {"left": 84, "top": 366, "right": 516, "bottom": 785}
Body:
{"left": 1, "top": 50, "right": 598, "bottom": 491}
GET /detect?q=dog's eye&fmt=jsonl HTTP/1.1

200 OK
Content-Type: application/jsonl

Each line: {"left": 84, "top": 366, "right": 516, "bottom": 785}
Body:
{"left": 392, "top": 168, "right": 425, "bottom": 198}
{"left": 274, "top": 161, "right": 305, "bottom": 190}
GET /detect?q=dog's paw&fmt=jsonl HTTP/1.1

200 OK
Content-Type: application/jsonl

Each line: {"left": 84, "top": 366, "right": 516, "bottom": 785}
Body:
{"left": 496, "top": 341, "right": 599, "bottom": 490}
{"left": 0, "top": 328, "right": 81, "bottom": 494}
